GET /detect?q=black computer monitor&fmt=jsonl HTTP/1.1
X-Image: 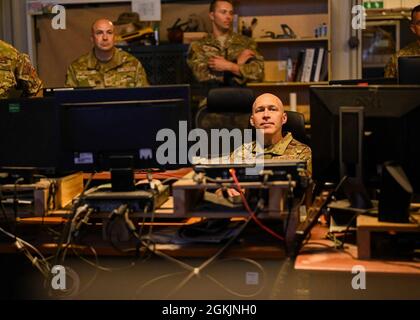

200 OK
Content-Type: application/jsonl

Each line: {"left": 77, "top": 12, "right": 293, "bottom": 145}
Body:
{"left": 398, "top": 56, "right": 420, "bottom": 84}
{"left": 0, "top": 97, "right": 61, "bottom": 178}
{"left": 56, "top": 85, "right": 191, "bottom": 172}
{"left": 310, "top": 85, "right": 420, "bottom": 194}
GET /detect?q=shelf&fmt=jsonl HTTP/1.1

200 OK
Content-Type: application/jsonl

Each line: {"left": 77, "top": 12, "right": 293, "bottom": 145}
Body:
{"left": 255, "top": 37, "right": 329, "bottom": 43}
{"left": 247, "top": 81, "right": 329, "bottom": 87}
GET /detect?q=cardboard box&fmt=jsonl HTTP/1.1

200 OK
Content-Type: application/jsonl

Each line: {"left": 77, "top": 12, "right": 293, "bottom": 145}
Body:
{"left": 41, "top": 172, "right": 84, "bottom": 209}
{"left": 264, "top": 60, "right": 287, "bottom": 82}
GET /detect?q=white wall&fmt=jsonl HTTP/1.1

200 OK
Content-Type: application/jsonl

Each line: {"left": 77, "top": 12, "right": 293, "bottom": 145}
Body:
{"left": 331, "top": 0, "right": 363, "bottom": 80}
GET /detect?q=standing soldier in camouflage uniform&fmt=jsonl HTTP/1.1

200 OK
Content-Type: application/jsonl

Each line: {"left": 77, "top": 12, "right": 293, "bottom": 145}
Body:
{"left": 384, "top": 5, "right": 420, "bottom": 78}
{"left": 187, "top": 0, "right": 264, "bottom": 86}
{"left": 0, "top": 40, "right": 43, "bottom": 99}
{"left": 65, "top": 19, "right": 149, "bottom": 88}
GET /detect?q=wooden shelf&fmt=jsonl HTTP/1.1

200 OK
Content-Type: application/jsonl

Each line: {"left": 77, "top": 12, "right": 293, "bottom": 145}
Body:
{"left": 255, "top": 37, "right": 329, "bottom": 43}
{"left": 247, "top": 81, "right": 329, "bottom": 87}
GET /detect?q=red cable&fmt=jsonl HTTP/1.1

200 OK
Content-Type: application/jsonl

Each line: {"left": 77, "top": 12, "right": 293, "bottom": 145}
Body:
{"left": 229, "top": 168, "right": 284, "bottom": 242}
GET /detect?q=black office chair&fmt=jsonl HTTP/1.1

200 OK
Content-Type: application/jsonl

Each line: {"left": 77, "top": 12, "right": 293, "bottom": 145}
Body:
{"left": 283, "top": 110, "right": 309, "bottom": 145}
{"left": 195, "top": 87, "right": 255, "bottom": 131}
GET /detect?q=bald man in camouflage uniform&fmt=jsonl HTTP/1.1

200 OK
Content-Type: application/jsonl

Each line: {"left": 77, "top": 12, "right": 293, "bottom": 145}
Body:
{"left": 187, "top": 0, "right": 264, "bottom": 86}
{"left": 0, "top": 40, "right": 43, "bottom": 99}
{"left": 214, "top": 93, "right": 311, "bottom": 199}
{"left": 231, "top": 93, "right": 311, "bottom": 174}
{"left": 65, "top": 18, "right": 148, "bottom": 88}
{"left": 384, "top": 5, "right": 420, "bottom": 78}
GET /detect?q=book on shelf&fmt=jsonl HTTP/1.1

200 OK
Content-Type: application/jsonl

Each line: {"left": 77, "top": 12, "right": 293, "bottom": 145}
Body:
{"left": 293, "top": 50, "right": 306, "bottom": 82}
{"left": 319, "top": 48, "right": 329, "bottom": 82}
{"left": 301, "top": 48, "right": 315, "bottom": 82}
{"left": 311, "top": 47, "right": 325, "bottom": 82}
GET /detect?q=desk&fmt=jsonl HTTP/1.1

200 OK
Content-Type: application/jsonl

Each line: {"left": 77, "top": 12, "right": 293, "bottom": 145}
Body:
{"left": 294, "top": 225, "right": 420, "bottom": 299}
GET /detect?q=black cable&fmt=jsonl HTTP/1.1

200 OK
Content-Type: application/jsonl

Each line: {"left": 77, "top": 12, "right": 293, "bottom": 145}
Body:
{"left": 53, "top": 172, "right": 95, "bottom": 266}
{"left": 340, "top": 212, "right": 359, "bottom": 248}
{"left": 292, "top": 175, "right": 349, "bottom": 257}
{"left": 284, "top": 174, "right": 294, "bottom": 254}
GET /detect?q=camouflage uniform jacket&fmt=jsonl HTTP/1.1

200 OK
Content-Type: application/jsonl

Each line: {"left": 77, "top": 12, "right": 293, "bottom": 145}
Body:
{"left": 384, "top": 41, "right": 420, "bottom": 78}
{"left": 187, "top": 32, "right": 264, "bottom": 85}
{"left": 65, "top": 48, "right": 149, "bottom": 88}
{"left": 0, "top": 40, "right": 43, "bottom": 99}
{"left": 231, "top": 132, "right": 312, "bottom": 175}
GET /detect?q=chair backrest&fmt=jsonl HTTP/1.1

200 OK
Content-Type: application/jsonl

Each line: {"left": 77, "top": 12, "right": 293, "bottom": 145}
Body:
{"left": 195, "top": 88, "right": 254, "bottom": 158}
{"left": 195, "top": 87, "right": 255, "bottom": 131}
{"left": 283, "top": 110, "right": 308, "bottom": 145}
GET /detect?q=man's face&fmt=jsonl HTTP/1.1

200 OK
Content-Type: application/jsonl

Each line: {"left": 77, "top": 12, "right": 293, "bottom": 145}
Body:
{"left": 250, "top": 94, "right": 287, "bottom": 137}
{"left": 210, "top": 1, "right": 234, "bottom": 33}
{"left": 410, "top": 11, "right": 420, "bottom": 40}
{"left": 91, "top": 19, "right": 115, "bottom": 52}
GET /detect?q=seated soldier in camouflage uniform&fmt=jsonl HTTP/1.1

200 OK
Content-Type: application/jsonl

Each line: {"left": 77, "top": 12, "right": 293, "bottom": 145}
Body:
{"left": 187, "top": 0, "right": 264, "bottom": 87}
{"left": 384, "top": 5, "right": 420, "bottom": 78}
{"left": 0, "top": 40, "right": 43, "bottom": 99}
{"left": 221, "top": 93, "right": 312, "bottom": 198}
{"left": 65, "top": 18, "right": 149, "bottom": 88}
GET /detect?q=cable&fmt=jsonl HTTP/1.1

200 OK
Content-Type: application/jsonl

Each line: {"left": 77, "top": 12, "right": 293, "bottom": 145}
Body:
{"left": 133, "top": 271, "right": 187, "bottom": 298}
{"left": 53, "top": 172, "right": 95, "bottom": 266}
{"left": 284, "top": 173, "right": 295, "bottom": 249}
{"left": 0, "top": 225, "right": 51, "bottom": 278}
{"left": 341, "top": 212, "right": 359, "bottom": 248}
{"left": 301, "top": 241, "right": 358, "bottom": 260}
{"left": 204, "top": 257, "right": 266, "bottom": 298}
{"left": 229, "top": 168, "right": 285, "bottom": 242}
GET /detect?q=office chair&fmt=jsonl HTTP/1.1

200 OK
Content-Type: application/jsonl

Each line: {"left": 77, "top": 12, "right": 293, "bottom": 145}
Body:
{"left": 283, "top": 110, "right": 308, "bottom": 145}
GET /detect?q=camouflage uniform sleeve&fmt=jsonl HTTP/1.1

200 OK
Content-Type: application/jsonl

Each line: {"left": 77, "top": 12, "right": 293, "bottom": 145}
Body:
{"left": 298, "top": 145, "right": 312, "bottom": 177}
{"left": 135, "top": 61, "right": 149, "bottom": 87}
{"left": 65, "top": 64, "right": 78, "bottom": 88}
{"left": 236, "top": 39, "right": 264, "bottom": 84}
{"left": 384, "top": 54, "right": 397, "bottom": 78}
{"left": 187, "top": 42, "right": 215, "bottom": 82}
{"left": 15, "top": 53, "right": 43, "bottom": 96}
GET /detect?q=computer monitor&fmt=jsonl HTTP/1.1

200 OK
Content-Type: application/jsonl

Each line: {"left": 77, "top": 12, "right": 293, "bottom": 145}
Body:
{"left": 56, "top": 85, "right": 191, "bottom": 172}
{"left": 398, "top": 56, "right": 420, "bottom": 84}
{"left": 310, "top": 85, "right": 420, "bottom": 195}
{"left": 0, "top": 97, "right": 61, "bottom": 178}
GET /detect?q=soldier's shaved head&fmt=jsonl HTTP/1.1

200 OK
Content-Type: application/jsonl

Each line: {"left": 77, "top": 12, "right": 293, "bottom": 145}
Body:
{"left": 252, "top": 93, "right": 284, "bottom": 113}
{"left": 91, "top": 18, "right": 114, "bottom": 34}
{"left": 250, "top": 93, "right": 287, "bottom": 146}
{"left": 90, "top": 18, "right": 115, "bottom": 57}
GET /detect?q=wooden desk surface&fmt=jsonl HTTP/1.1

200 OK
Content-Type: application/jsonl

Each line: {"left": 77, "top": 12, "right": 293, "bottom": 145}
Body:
{"left": 294, "top": 225, "right": 420, "bottom": 275}
{"left": 83, "top": 167, "right": 192, "bottom": 180}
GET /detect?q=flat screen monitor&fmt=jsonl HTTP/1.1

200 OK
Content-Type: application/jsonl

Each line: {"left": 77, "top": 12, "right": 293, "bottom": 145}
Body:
{"left": 310, "top": 85, "right": 420, "bottom": 194}
{"left": 0, "top": 97, "right": 61, "bottom": 176}
{"left": 398, "top": 56, "right": 420, "bottom": 84}
{"left": 56, "top": 85, "right": 191, "bottom": 172}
